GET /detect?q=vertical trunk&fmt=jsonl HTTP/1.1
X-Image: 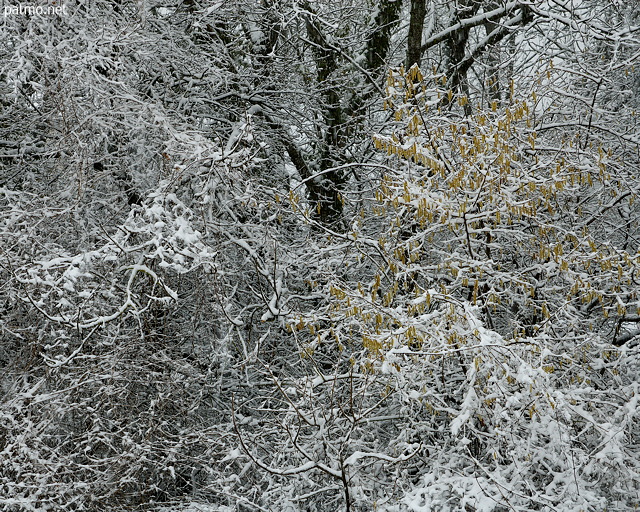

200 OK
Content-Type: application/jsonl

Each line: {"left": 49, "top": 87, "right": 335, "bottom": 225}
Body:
{"left": 302, "top": 2, "right": 346, "bottom": 228}
{"left": 482, "top": 2, "right": 502, "bottom": 104}
{"left": 444, "top": 0, "right": 481, "bottom": 114}
{"left": 406, "top": 0, "right": 427, "bottom": 69}
{"left": 366, "top": 0, "right": 403, "bottom": 71}
{"left": 298, "top": 0, "right": 401, "bottom": 229}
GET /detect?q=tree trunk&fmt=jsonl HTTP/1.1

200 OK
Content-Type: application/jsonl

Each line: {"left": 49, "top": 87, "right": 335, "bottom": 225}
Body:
{"left": 406, "top": 0, "right": 427, "bottom": 69}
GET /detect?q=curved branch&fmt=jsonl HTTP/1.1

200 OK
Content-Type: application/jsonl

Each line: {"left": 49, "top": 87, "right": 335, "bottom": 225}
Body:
{"left": 420, "top": 1, "right": 521, "bottom": 54}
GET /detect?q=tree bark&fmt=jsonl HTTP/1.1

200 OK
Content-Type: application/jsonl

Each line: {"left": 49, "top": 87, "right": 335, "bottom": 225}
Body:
{"left": 406, "top": 0, "right": 427, "bottom": 69}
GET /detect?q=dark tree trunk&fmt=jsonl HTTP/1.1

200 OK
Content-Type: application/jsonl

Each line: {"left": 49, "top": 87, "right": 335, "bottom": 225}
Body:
{"left": 406, "top": 0, "right": 427, "bottom": 69}
{"left": 296, "top": 0, "right": 401, "bottom": 229}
